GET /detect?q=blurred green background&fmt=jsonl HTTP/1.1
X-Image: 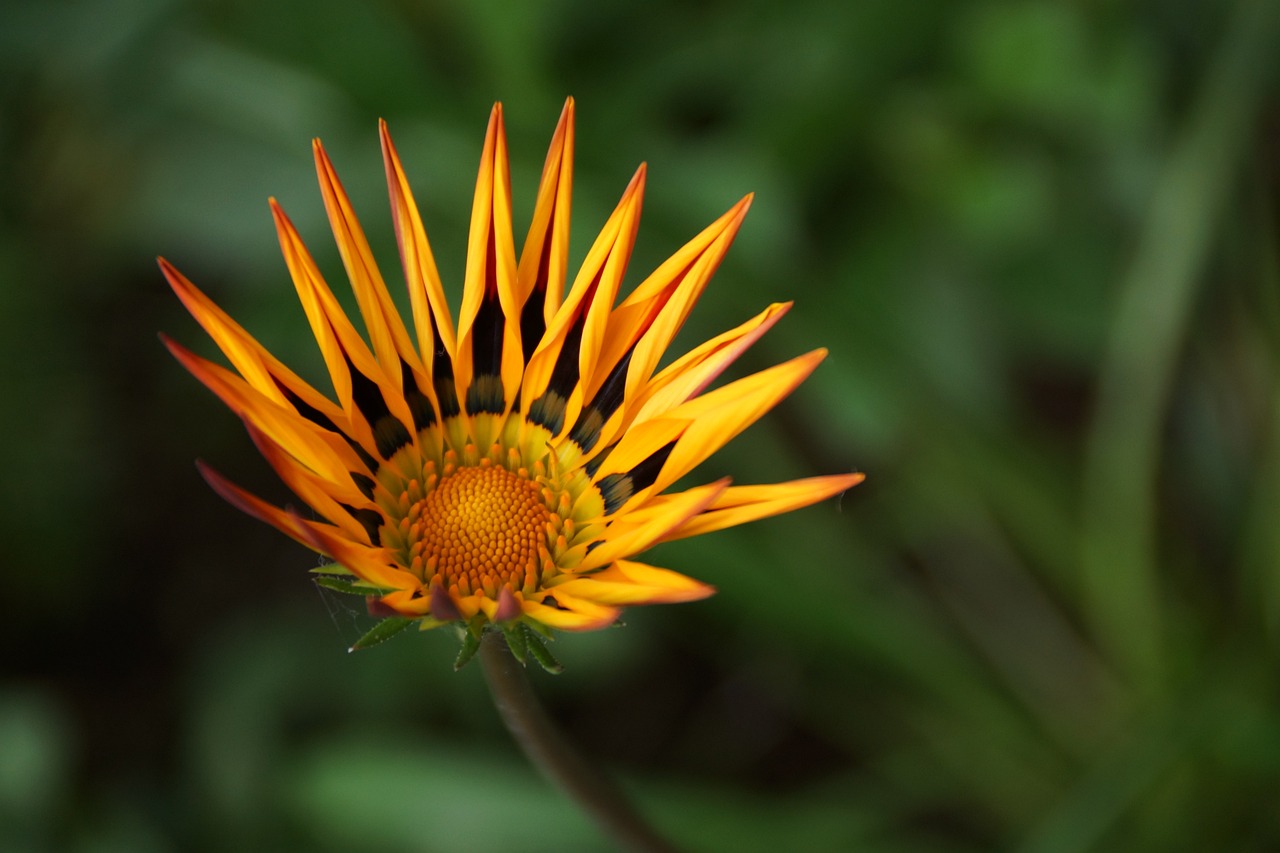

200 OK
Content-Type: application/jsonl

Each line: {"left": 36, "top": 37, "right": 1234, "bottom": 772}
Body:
{"left": 3, "top": 0, "right": 1280, "bottom": 850}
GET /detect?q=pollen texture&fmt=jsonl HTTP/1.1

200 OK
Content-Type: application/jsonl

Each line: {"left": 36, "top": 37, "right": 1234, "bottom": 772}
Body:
{"left": 410, "top": 464, "right": 551, "bottom": 597}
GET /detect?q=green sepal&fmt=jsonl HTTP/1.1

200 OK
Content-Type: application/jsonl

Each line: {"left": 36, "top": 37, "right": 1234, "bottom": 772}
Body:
{"left": 502, "top": 624, "right": 528, "bottom": 665}
{"left": 524, "top": 618, "right": 555, "bottom": 641}
{"left": 453, "top": 630, "right": 481, "bottom": 671}
{"left": 524, "top": 628, "right": 564, "bottom": 675}
{"left": 310, "top": 563, "right": 354, "bottom": 576}
{"left": 315, "top": 576, "right": 367, "bottom": 596}
{"left": 348, "top": 617, "right": 413, "bottom": 652}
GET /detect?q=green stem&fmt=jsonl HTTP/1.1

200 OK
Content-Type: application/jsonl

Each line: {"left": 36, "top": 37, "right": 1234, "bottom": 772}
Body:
{"left": 478, "top": 632, "right": 677, "bottom": 852}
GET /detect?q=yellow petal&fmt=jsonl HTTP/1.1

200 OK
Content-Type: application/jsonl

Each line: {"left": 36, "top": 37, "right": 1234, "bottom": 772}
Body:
{"left": 381, "top": 119, "right": 457, "bottom": 362}
{"left": 197, "top": 461, "right": 314, "bottom": 548}
{"left": 588, "top": 416, "right": 687, "bottom": 485}
{"left": 579, "top": 478, "right": 729, "bottom": 571}
{"left": 521, "top": 596, "right": 620, "bottom": 631}
{"left": 243, "top": 420, "right": 379, "bottom": 545}
{"left": 314, "top": 139, "right": 423, "bottom": 384}
{"left": 650, "top": 350, "right": 826, "bottom": 494}
{"left": 516, "top": 97, "right": 575, "bottom": 324}
{"left": 578, "top": 164, "right": 645, "bottom": 391}
{"left": 295, "top": 511, "right": 420, "bottom": 592}
{"left": 161, "top": 259, "right": 363, "bottom": 445}
{"left": 520, "top": 165, "right": 646, "bottom": 423}
{"left": 552, "top": 560, "right": 714, "bottom": 605}
{"left": 455, "top": 103, "right": 523, "bottom": 417}
{"left": 659, "top": 473, "right": 865, "bottom": 542}
{"left": 618, "top": 195, "right": 752, "bottom": 404}
{"left": 376, "top": 587, "right": 433, "bottom": 616}
{"left": 271, "top": 200, "right": 416, "bottom": 435}
{"left": 165, "top": 337, "right": 356, "bottom": 485}
{"left": 634, "top": 302, "right": 791, "bottom": 422}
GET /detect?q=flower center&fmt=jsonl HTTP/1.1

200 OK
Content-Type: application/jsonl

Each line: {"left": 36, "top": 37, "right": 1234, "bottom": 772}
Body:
{"left": 407, "top": 464, "right": 551, "bottom": 599}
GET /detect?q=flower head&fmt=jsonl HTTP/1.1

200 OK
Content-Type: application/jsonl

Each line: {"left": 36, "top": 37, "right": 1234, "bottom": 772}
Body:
{"left": 163, "top": 100, "right": 862, "bottom": 646}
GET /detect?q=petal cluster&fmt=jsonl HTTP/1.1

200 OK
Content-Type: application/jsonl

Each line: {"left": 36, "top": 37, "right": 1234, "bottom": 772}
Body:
{"left": 163, "top": 100, "right": 863, "bottom": 634}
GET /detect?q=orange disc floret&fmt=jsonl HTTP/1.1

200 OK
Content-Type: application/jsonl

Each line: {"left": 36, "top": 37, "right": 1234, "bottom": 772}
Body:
{"left": 410, "top": 464, "right": 551, "bottom": 599}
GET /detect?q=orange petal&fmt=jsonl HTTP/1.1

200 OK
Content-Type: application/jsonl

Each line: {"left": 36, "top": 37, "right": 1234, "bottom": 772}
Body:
{"left": 516, "top": 97, "right": 575, "bottom": 324}
{"left": 588, "top": 416, "right": 688, "bottom": 485}
{"left": 521, "top": 596, "right": 620, "bottom": 631}
{"left": 520, "top": 165, "right": 646, "bottom": 422}
{"left": 165, "top": 337, "right": 355, "bottom": 485}
{"left": 578, "top": 478, "right": 729, "bottom": 571}
{"left": 658, "top": 473, "right": 865, "bottom": 542}
{"left": 381, "top": 119, "right": 457, "bottom": 363}
{"left": 634, "top": 302, "right": 792, "bottom": 422}
{"left": 293, "top": 509, "right": 419, "bottom": 592}
{"left": 649, "top": 350, "right": 826, "bottom": 494}
{"left": 373, "top": 587, "right": 434, "bottom": 617}
{"left": 242, "top": 420, "right": 379, "bottom": 544}
{"left": 552, "top": 560, "right": 714, "bottom": 605}
{"left": 271, "top": 200, "right": 416, "bottom": 437}
{"left": 314, "top": 139, "right": 422, "bottom": 384}
{"left": 455, "top": 103, "right": 523, "bottom": 416}
{"left": 617, "top": 195, "right": 752, "bottom": 404}
{"left": 578, "top": 164, "right": 645, "bottom": 391}
{"left": 196, "top": 461, "right": 313, "bottom": 549}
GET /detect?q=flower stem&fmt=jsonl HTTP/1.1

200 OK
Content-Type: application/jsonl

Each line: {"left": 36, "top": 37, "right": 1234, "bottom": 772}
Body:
{"left": 478, "top": 632, "right": 677, "bottom": 852}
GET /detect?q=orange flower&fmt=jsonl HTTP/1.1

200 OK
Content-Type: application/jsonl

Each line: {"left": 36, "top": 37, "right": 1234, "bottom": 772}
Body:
{"left": 163, "top": 100, "right": 861, "bottom": 646}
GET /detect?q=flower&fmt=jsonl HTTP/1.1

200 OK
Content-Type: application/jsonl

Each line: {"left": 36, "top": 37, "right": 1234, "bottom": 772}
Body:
{"left": 162, "top": 99, "right": 862, "bottom": 642}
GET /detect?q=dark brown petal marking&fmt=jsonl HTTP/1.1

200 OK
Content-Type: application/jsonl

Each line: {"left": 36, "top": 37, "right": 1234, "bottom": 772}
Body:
{"left": 399, "top": 359, "right": 437, "bottom": 431}
{"left": 430, "top": 320, "right": 460, "bottom": 419}
{"left": 274, "top": 380, "right": 380, "bottom": 476}
{"left": 564, "top": 267, "right": 683, "bottom": 453}
{"left": 527, "top": 263, "right": 607, "bottom": 433}
{"left": 527, "top": 322, "right": 583, "bottom": 434}
{"left": 519, "top": 235, "right": 555, "bottom": 363}
{"left": 340, "top": 503, "right": 385, "bottom": 543}
{"left": 345, "top": 356, "right": 412, "bottom": 459}
{"left": 350, "top": 472, "right": 377, "bottom": 498}
{"left": 595, "top": 440, "right": 675, "bottom": 514}
{"left": 465, "top": 241, "right": 507, "bottom": 416}
{"left": 568, "top": 351, "right": 632, "bottom": 453}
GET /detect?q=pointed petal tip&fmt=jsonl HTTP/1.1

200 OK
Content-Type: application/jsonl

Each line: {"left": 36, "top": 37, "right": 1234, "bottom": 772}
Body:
{"left": 622, "top": 163, "right": 648, "bottom": 197}
{"left": 158, "top": 331, "right": 182, "bottom": 357}
{"left": 366, "top": 595, "right": 402, "bottom": 619}
{"left": 161, "top": 333, "right": 198, "bottom": 365}
{"left": 268, "top": 196, "right": 288, "bottom": 222}
{"left": 194, "top": 460, "right": 252, "bottom": 513}
{"left": 494, "top": 586, "right": 521, "bottom": 622}
{"left": 156, "top": 257, "right": 193, "bottom": 293}
{"left": 488, "top": 102, "right": 505, "bottom": 127}
{"left": 837, "top": 472, "right": 868, "bottom": 494}
{"left": 313, "top": 138, "right": 338, "bottom": 177}
{"left": 429, "top": 584, "right": 464, "bottom": 621}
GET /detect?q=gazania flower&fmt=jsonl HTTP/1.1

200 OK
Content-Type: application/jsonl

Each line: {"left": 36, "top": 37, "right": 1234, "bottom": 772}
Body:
{"left": 162, "top": 99, "right": 862, "bottom": 648}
